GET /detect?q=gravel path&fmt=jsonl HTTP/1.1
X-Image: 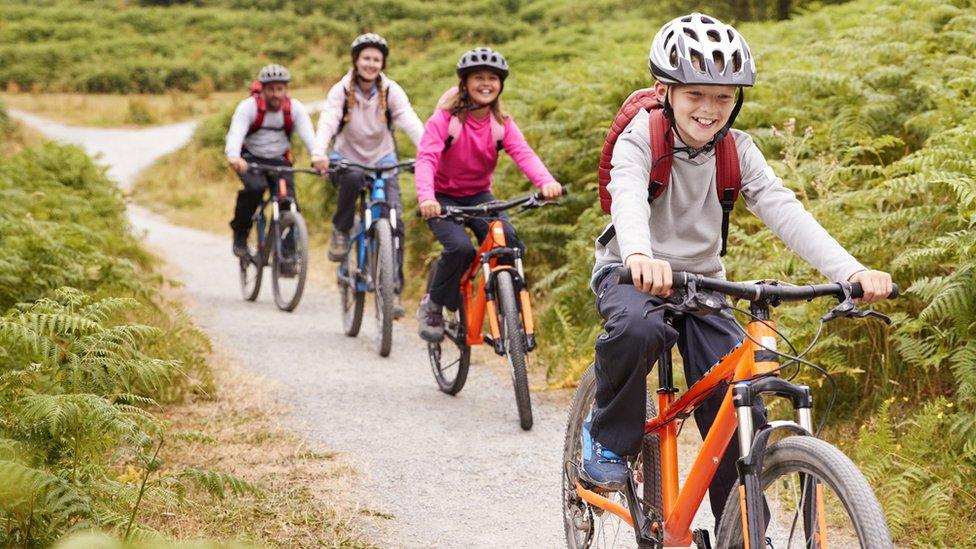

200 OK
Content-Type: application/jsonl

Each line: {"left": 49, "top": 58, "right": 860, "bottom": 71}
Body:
{"left": 13, "top": 110, "right": 582, "bottom": 548}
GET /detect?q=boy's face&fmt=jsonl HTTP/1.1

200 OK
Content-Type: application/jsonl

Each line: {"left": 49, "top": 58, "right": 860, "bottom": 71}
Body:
{"left": 655, "top": 82, "right": 737, "bottom": 148}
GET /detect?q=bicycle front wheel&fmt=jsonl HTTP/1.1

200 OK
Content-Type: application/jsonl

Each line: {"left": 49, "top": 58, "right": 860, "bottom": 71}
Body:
{"left": 715, "top": 435, "right": 893, "bottom": 549}
{"left": 271, "top": 211, "right": 309, "bottom": 312}
{"left": 372, "top": 219, "right": 395, "bottom": 357}
{"left": 496, "top": 271, "right": 532, "bottom": 430}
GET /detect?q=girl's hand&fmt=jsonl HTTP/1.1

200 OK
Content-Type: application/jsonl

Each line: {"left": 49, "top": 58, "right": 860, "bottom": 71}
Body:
{"left": 420, "top": 200, "right": 442, "bottom": 218}
{"left": 625, "top": 254, "right": 672, "bottom": 296}
{"left": 848, "top": 270, "right": 893, "bottom": 304}
{"left": 541, "top": 182, "right": 563, "bottom": 200}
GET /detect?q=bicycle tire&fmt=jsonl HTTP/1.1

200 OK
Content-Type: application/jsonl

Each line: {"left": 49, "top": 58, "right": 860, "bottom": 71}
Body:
{"left": 496, "top": 271, "right": 532, "bottom": 430}
{"left": 271, "top": 211, "right": 309, "bottom": 312}
{"left": 426, "top": 263, "right": 470, "bottom": 394}
{"left": 239, "top": 220, "right": 263, "bottom": 301}
{"left": 373, "top": 219, "right": 395, "bottom": 357}
{"left": 341, "top": 231, "right": 366, "bottom": 337}
{"left": 562, "top": 364, "right": 660, "bottom": 549}
{"left": 715, "top": 435, "right": 894, "bottom": 549}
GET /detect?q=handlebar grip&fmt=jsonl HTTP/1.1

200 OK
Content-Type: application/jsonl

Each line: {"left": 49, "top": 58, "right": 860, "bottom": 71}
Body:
{"left": 850, "top": 282, "right": 900, "bottom": 300}
{"left": 614, "top": 266, "right": 686, "bottom": 288}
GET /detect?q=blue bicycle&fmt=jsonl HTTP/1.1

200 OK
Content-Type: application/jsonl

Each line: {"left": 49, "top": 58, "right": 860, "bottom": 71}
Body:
{"left": 330, "top": 159, "right": 415, "bottom": 357}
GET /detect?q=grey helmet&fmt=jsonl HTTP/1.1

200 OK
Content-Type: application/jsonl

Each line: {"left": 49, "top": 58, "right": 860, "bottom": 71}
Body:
{"left": 351, "top": 33, "right": 389, "bottom": 62}
{"left": 257, "top": 63, "right": 291, "bottom": 84}
{"left": 456, "top": 47, "right": 509, "bottom": 81}
{"left": 649, "top": 13, "right": 756, "bottom": 87}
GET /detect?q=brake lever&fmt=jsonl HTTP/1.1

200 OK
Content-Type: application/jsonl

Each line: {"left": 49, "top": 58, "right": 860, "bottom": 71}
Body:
{"left": 821, "top": 298, "right": 892, "bottom": 324}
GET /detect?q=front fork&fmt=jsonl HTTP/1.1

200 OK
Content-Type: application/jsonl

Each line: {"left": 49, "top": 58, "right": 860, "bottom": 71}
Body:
{"left": 733, "top": 378, "right": 816, "bottom": 548}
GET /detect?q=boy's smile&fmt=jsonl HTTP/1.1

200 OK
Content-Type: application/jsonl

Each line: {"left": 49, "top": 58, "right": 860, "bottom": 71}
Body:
{"left": 655, "top": 82, "right": 737, "bottom": 149}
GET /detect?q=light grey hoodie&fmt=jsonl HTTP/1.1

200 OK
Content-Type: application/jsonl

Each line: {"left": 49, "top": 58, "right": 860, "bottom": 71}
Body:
{"left": 592, "top": 108, "right": 866, "bottom": 289}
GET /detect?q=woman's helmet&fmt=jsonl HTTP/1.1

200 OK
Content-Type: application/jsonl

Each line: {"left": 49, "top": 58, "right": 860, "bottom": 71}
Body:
{"left": 351, "top": 33, "right": 389, "bottom": 66}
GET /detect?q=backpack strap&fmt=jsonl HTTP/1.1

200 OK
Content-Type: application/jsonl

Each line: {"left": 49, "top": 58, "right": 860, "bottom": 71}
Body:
{"left": 444, "top": 114, "right": 505, "bottom": 152}
{"left": 336, "top": 83, "right": 396, "bottom": 137}
{"left": 647, "top": 107, "right": 673, "bottom": 201}
{"left": 246, "top": 94, "right": 293, "bottom": 138}
{"left": 714, "top": 134, "right": 740, "bottom": 256}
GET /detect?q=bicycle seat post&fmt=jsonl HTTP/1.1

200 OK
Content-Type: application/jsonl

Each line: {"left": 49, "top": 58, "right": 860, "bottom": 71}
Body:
{"left": 657, "top": 314, "right": 678, "bottom": 395}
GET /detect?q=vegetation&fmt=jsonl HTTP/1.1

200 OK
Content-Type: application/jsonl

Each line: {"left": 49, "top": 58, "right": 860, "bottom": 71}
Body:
{"left": 0, "top": 111, "right": 365, "bottom": 546}
{"left": 11, "top": 0, "right": 976, "bottom": 544}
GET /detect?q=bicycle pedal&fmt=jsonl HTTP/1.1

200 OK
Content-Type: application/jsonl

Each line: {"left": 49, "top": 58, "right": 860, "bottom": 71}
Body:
{"left": 692, "top": 529, "right": 712, "bottom": 549}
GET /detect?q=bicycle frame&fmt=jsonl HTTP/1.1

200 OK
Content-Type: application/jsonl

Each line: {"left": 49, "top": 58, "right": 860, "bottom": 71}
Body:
{"left": 251, "top": 176, "right": 297, "bottom": 265}
{"left": 457, "top": 218, "right": 536, "bottom": 354}
{"left": 575, "top": 312, "right": 798, "bottom": 547}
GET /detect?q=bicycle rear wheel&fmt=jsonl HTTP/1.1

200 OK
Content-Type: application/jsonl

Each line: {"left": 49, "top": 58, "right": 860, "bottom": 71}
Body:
{"left": 271, "top": 210, "right": 309, "bottom": 312}
{"left": 562, "top": 364, "right": 661, "bottom": 549}
{"left": 239, "top": 220, "right": 263, "bottom": 301}
{"left": 715, "top": 435, "right": 893, "bottom": 549}
{"left": 372, "top": 219, "right": 395, "bottom": 357}
{"left": 426, "top": 263, "right": 470, "bottom": 394}
{"left": 495, "top": 270, "right": 532, "bottom": 430}
{"left": 340, "top": 231, "right": 365, "bottom": 337}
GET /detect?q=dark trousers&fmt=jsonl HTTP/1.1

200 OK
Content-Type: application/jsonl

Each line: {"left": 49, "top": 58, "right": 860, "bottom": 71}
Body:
{"left": 331, "top": 168, "right": 405, "bottom": 292}
{"left": 591, "top": 270, "right": 767, "bottom": 521}
{"left": 230, "top": 151, "right": 297, "bottom": 235}
{"left": 425, "top": 192, "right": 523, "bottom": 311}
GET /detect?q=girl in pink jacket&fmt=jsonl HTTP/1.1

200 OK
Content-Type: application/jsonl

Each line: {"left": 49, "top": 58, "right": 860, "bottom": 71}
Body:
{"left": 415, "top": 47, "right": 562, "bottom": 342}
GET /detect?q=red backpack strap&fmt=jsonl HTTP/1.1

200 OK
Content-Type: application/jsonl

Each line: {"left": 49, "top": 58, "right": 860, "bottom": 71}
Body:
{"left": 281, "top": 96, "right": 293, "bottom": 137}
{"left": 598, "top": 88, "right": 664, "bottom": 214}
{"left": 248, "top": 94, "right": 266, "bottom": 136}
{"left": 647, "top": 107, "right": 673, "bottom": 201}
{"left": 714, "top": 133, "right": 741, "bottom": 256}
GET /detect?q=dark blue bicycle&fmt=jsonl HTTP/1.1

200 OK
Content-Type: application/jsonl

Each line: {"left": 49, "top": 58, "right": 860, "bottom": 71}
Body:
{"left": 329, "top": 159, "right": 415, "bottom": 357}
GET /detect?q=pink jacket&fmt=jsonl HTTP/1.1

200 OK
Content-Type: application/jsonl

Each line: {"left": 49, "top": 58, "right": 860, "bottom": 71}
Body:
{"left": 414, "top": 109, "right": 556, "bottom": 203}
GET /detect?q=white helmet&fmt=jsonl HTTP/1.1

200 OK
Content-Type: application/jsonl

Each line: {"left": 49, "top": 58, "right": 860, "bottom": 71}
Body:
{"left": 257, "top": 64, "right": 291, "bottom": 84}
{"left": 649, "top": 13, "right": 756, "bottom": 87}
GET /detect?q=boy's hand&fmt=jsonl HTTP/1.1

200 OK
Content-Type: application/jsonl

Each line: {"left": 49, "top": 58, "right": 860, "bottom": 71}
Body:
{"left": 419, "top": 200, "right": 442, "bottom": 218}
{"left": 848, "top": 270, "right": 893, "bottom": 304}
{"left": 311, "top": 156, "right": 330, "bottom": 177}
{"left": 625, "top": 254, "right": 672, "bottom": 296}
{"left": 541, "top": 182, "right": 563, "bottom": 200}
{"left": 227, "top": 157, "right": 248, "bottom": 175}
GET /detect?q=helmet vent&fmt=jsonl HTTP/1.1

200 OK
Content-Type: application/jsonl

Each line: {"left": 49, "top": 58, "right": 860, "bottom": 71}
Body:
{"left": 712, "top": 51, "right": 726, "bottom": 73}
{"left": 683, "top": 28, "right": 698, "bottom": 41}
{"left": 689, "top": 50, "right": 705, "bottom": 73}
{"left": 732, "top": 51, "right": 742, "bottom": 73}
{"left": 707, "top": 30, "right": 721, "bottom": 42}
{"left": 701, "top": 15, "right": 714, "bottom": 24}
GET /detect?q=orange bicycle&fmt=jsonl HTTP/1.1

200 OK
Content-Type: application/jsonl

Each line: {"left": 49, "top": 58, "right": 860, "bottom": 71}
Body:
{"left": 562, "top": 268, "right": 898, "bottom": 548}
{"left": 423, "top": 190, "right": 565, "bottom": 430}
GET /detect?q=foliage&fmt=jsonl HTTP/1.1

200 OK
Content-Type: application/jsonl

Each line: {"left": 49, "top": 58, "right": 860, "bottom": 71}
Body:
{"left": 0, "top": 129, "right": 258, "bottom": 545}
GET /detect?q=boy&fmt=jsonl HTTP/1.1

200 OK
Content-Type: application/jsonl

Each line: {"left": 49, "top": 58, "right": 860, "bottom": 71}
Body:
{"left": 582, "top": 13, "right": 893, "bottom": 522}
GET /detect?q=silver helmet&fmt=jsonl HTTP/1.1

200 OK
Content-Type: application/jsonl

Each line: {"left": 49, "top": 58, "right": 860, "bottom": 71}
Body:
{"left": 351, "top": 33, "right": 389, "bottom": 61}
{"left": 456, "top": 47, "right": 509, "bottom": 81}
{"left": 649, "top": 13, "right": 756, "bottom": 87}
{"left": 257, "top": 63, "right": 291, "bottom": 84}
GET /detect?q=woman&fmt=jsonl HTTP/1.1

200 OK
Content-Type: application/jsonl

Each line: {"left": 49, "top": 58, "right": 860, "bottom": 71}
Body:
{"left": 312, "top": 33, "right": 424, "bottom": 317}
{"left": 414, "top": 47, "right": 563, "bottom": 342}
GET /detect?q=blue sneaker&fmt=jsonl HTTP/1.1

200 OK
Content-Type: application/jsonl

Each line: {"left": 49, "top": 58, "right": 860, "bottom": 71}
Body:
{"left": 579, "top": 419, "right": 629, "bottom": 491}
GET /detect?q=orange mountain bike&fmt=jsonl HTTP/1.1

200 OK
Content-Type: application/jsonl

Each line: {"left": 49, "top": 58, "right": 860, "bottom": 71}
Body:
{"left": 562, "top": 268, "right": 899, "bottom": 548}
{"left": 424, "top": 190, "right": 565, "bottom": 430}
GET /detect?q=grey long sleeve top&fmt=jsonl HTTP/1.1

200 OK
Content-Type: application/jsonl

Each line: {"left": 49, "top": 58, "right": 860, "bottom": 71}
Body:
{"left": 593, "top": 108, "right": 866, "bottom": 289}
{"left": 225, "top": 96, "right": 316, "bottom": 159}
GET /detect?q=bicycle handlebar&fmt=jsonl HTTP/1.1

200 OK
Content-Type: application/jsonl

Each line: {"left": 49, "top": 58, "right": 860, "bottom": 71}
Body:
{"left": 614, "top": 267, "right": 899, "bottom": 302}
{"left": 327, "top": 159, "right": 416, "bottom": 174}
{"left": 247, "top": 163, "right": 321, "bottom": 176}
{"left": 417, "top": 187, "right": 570, "bottom": 220}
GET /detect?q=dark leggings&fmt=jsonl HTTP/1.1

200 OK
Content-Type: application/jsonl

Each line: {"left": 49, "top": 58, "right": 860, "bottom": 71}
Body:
{"left": 591, "top": 269, "right": 767, "bottom": 521}
{"left": 425, "top": 192, "right": 523, "bottom": 311}
{"left": 230, "top": 151, "right": 296, "bottom": 235}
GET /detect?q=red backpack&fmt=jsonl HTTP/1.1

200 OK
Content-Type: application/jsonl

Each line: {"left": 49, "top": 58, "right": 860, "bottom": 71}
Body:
{"left": 247, "top": 80, "right": 293, "bottom": 137}
{"left": 597, "top": 88, "right": 741, "bottom": 256}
